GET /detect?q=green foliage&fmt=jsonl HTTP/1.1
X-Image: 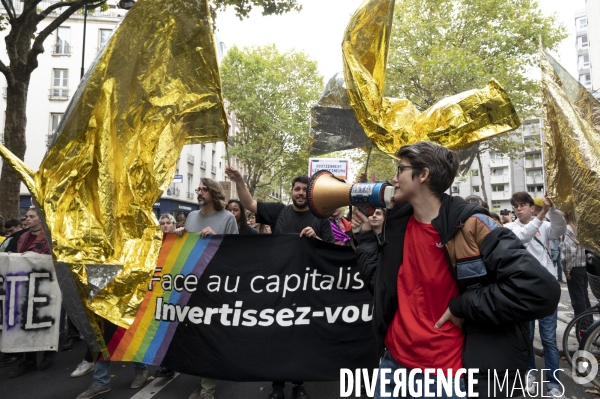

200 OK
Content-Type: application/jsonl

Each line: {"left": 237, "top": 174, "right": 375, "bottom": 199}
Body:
{"left": 211, "top": 0, "right": 301, "bottom": 22}
{"left": 385, "top": 0, "right": 567, "bottom": 118}
{"left": 220, "top": 45, "right": 323, "bottom": 199}
{"left": 384, "top": 0, "right": 565, "bottom": 203}
{"left": 349, "top": 148, "right": 397, "bottom": 182}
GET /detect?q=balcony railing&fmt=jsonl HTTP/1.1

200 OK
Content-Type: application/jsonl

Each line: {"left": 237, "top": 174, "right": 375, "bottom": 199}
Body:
{"left": 526, "top": 175, "right": 544, "bottom": 185}
{"left": 49, "top": 89, "right": 69, "bottom": 100}
{"left": 489, "top": 158, "right": 510, "bottom": 167}
{"left": 527, "top": 191, "right": 544, "bottom": 199}
{"left": 187, "top": 154, "right": 195, "bottom": 164}
{"left": 200, "top": 161, "right": 206, "bottom": 169}
{"left": 211, "top": 166, "right": 217, "bottom": 174}
{"left": 490, "top": 174, "right": 510, "bottom": 184}
{"left": 52, "top": 44, "right": 72, "bottom": 55}
{"left": 491, "top": 191, "right": 511, "bottom": 201}
{"left": 186, "top": 192, "right": 195, "bottom": 199}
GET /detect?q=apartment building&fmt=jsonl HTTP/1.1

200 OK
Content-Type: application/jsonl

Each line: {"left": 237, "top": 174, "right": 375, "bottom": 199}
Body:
{"left": 575, "top": 1, "right": 600, "bottom": 99}
{"left": 451, "top": 118, "right": 545, "bottom": 212}
{"left": 0, "top": 1, "right": 235, "bottom": 218}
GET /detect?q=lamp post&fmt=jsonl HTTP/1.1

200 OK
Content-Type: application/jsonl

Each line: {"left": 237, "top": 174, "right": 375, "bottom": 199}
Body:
{"left": 80, "top": 0, "right": 109, "bottom": 79}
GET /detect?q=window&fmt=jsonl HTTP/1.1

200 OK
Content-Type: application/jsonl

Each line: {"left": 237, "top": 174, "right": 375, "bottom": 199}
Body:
{"left": 99, "top": 29, "right": 112, "bottom": 48}
{"left": 526, "top": 169, "right": 542, "bottom": 177}
{"left": 491, "top": 168, "right": 505, "bottom": 176}
{"left": 579, "top": 54, "right": 590, "bottom": 70}
{"left": 580, "top": 73, "right": 591, "bottom": 86}
{"left": 490, "top": 152, "right": 504, "bottom": 159}
{"left": 55, "top": 27, "right": 71, "bottom": 55}
{"left": 472, "top": 186, "right": 480, "bottom": 193}
{"left": 48, "top": 113, "right": 63, "bottom": 143}
{"left": 492, "top": 201, "right": 502, "bottom": 209}
{"left": 187, "top": 174, "right": 193, "bottom": 199}
{"left": 451, "top": 185, "right": 459, "bottom": 193}
{"left": 527, "top": 185, "right": 544, "bottom": 193}
{"left": 578, "top": 35, "right": 589, "bottom": 50}
{"left": 492, "top": 184, "right": 505, "bottom": 192}
{"left": 211, "top": 150, "right": 216, "bottom": 166}
{"left": 577, "top": 17, "right": 587, "bottom": 31}
{"left": 471, "top": 169, "right": 479, "bottom": 176}
{"left": 525, "top": 152, "right": 541, "bottom": 160}
{"left": 50, "top": 69, "right": 69, "bottom": 99}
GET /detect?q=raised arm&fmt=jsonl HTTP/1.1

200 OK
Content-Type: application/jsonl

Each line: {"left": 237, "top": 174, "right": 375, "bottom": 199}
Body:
{"left": 225, "top": 166, "right": 257, "bottom": 214}
{"left": 545, "top": 208, "right": 567, "bottom": 240}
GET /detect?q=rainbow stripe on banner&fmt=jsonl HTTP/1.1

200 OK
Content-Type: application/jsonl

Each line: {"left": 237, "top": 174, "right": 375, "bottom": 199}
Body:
{"left": 109, "top": 233, "right": 222, "bottom": 364}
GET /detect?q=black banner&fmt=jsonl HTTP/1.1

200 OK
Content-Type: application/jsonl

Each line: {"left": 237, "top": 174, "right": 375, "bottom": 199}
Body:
{"left": 111, "top": 234, "right": 379, "bottom": 381}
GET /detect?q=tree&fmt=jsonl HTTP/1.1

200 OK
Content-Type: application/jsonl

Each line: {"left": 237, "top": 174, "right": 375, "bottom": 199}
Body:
{"left": 350, "top": 148, "right": 396, "bottom": 182}
{"left": 211, "top": 0, "right": 300, "bottom": 20}
{"left": 383, "top": 0, "right": 566, "bottom": 202}
{"left": 0, "top": 0, "right": 301, "bottom": 219}
{"left": 220, "top": 45, "right": 323, "bottom": 200}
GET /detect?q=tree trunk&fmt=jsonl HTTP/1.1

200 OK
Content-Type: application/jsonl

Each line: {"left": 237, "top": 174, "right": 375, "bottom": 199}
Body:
{"left": 0, "top": 7, "right": 39, "bottom": 220}
{"left": 0, "top": 78, "right": 30, "bottom": 220}
{"left": 476, "top": 151, "right": 489, "bottom": 206}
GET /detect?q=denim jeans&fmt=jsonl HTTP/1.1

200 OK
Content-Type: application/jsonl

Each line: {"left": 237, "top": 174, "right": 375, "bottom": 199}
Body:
{"left": 529, "top": 309, "right": 560, "bottom": 390}
{"left": 375, "top": 350, "right": 466, "bottom": 399}
{"left": 94, "top": 361, "right": 147, "bottom": 387}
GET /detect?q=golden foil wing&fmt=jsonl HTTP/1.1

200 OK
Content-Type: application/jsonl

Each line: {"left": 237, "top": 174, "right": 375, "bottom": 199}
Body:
{"left": 341, "top": 0, "right": 520, "bottom": 157}
{"left": 541, "top": 50, "right": 600, "bottom": 255}
{"left": 0, "top": 0, "right": 228, "bottom": 328}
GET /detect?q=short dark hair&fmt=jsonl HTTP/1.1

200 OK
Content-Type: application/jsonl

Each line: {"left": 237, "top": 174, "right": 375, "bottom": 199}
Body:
{"left": 395, "top": 142, "right": 459, "bottom": 197}
{"left": 291, "top": 175, "right": 309, "bottom": 189}
{"left": 510, "top": 192, "right": 534, "bottom": 207}
{"left": 4, "top": 219, "right": 21, "bottom": 229}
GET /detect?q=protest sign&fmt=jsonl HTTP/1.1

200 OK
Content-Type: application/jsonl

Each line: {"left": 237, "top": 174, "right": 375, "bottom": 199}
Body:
{"left": 0, "top": 253, "right": 61, "bottom": 352}
{"left": 109, "top": 234, "right": 378, "bottom": 381}
{"left": 308, "top": 158, "right": 349, "bottom": 180}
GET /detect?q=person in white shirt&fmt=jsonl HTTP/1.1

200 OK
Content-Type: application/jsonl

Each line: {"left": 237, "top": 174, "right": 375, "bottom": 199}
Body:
{"left": 504, "top": 192, "right": 566, "bottom": 399}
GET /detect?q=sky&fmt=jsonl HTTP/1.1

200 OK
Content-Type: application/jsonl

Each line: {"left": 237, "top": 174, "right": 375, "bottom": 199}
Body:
{"left": 215, "top": 0, "right": 586, "bottom": 82}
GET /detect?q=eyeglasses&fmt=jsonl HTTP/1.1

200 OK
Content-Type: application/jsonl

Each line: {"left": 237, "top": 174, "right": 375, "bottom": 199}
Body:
{"left": 396, "top": 165, "right": 418, "bottom": 175}
{"left": 195, "top": 187, "right": 209, "bottom": 194}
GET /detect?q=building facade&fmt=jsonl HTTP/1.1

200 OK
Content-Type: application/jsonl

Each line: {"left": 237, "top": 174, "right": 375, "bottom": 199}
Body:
{"left": 0, "top": 1, "right": 236, "bottom": 219}
{"left": 450, "top": 118, "right": 545, "bottom": 213}
{"left": 575, "top": 1, "right": 600, "bottom": 99}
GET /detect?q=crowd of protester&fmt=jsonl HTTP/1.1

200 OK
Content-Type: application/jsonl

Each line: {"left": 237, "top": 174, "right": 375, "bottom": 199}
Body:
{"left": 0, "top": 141, "right": 595, "bottom": 399}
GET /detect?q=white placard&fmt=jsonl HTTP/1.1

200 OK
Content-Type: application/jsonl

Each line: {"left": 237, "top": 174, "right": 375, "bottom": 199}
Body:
{"left": 0, "top": 253, "right": 62, "bottom": 352}
{"left": 308, "top": 158, "right": 349, "bottom": 180}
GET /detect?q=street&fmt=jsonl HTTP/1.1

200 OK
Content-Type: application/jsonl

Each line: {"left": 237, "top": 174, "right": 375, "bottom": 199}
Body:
{"left": 1, "top": 280, "right": 597, "bottom": 398}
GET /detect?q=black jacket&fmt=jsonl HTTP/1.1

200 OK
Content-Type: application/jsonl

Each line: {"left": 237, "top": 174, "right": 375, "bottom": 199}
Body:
{"left": 356, "top": 194, "right": 561, "bottom": 398}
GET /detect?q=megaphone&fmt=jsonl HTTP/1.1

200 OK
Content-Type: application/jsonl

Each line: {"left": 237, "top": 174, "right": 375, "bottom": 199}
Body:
{"left": 307, "top": 170, "right": 394, "bottom": 218}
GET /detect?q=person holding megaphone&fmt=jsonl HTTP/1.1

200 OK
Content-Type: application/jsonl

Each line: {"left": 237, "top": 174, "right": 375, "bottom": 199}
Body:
{"left": 351, "top": 141, "right": 561, "bottom": 399}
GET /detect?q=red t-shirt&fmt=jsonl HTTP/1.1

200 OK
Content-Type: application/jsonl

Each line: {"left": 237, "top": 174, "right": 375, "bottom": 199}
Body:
{"left": 384, "top": 215, "right": 464, "bottom": 372}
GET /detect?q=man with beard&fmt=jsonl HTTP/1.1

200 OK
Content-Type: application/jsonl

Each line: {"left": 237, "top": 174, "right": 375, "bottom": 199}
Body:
{"left": 175, "top": 177, "right": 237, "bottom": 399}
{"left": 225, "top": 166, "right": 333, "bottom": 399}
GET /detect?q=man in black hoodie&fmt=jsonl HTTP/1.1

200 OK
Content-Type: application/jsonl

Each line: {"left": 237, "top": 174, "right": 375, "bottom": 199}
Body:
{"left": 352, "top": 142, "right": 560, "bottom": 398}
